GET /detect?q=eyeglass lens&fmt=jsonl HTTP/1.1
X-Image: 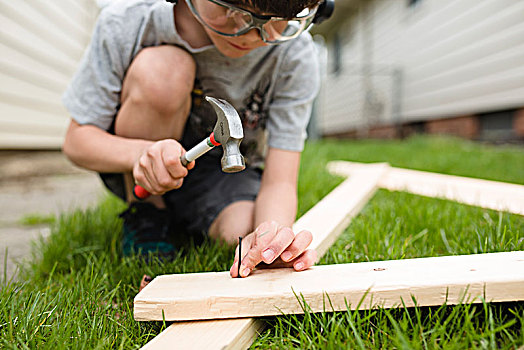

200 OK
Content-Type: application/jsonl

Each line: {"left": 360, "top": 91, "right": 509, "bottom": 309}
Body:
{"left": 191, "top": 0, "right": 309, "bottom": 42}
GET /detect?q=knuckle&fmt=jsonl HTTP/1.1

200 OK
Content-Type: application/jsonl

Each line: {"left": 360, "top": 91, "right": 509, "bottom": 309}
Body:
{"left": 138, "top": 157, "right": 148, "bottom": 169}
{"left": 157, "top": 176, "right": 171, "bottom": 188}
{"left": 151, "top": 184, "right": 164, "bottom": 195}
{"left": 302, "top": 230, "right": 313, "bottom": 240}
{"left": 175, "top": 167, "right": 188, "bottom": 179}
{"left": 241, "top": 257, "right": 254, "bottom": 269}
{"left": 300, "top": 230, "right": 314, "bottom": 244}
{"left": 146, "top": 147, "right": 157, "bottom": 158}
{"left": 255, "top": 222, "right": 274, "bottom": 238}
{"left": 246, "top": 251, "right": 260, "bottom": 265}
{"left": 134, "top": 173, "right": 146, "bottom": 185}
{"left": 162, "top": 139, "right": 179, "bottom": 151}
{"left": 281, "top": 227, "right": 295, "bottom": 241}
{"left": 164, "top": 155, "right": 179, "bottom": 168}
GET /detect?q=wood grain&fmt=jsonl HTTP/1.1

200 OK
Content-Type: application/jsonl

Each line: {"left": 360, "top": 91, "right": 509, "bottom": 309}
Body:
{"left": 135, "top": 251, "right": 524, "bottom": 321}
{"left": 137, "top": 163, "right": 389, "bottom": 349}
{"left": 328, "top": 161, "right": 524, "bottom": 215}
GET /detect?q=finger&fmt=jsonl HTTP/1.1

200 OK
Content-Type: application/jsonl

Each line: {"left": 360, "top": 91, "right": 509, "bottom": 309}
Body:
{"left": 261, "top": 226, "right": 295, "bottom": 264}
{"left": 158, "top": 145, "right": 188, "bottom": 190}
{"left": 238, "top": 222, "right": 280, "bottom": 277}
{"left": 253, "top": 221, "right": 280, "bottom": 247}
{"left": 136, "top": 154, "right": 157, "bottom": 193}
{"left": 143, "top": 161, "right": 167, "bottom": 195}
{"left": 280, "top": 230, "right": 313, "bottom": 262}
{"left": 151, "top": 154, "right": 180, "bottom": 192}
{"left": 257, "top": 257, "right": 292, "bottom": 269}
{"left": 292, "top": 249, "right": 317, "bottom": 271}
{"left": 163, "top": 144, "right": 188, "bottom": 180}
{"left": 186, "top": 160, "right": 196, "bottom": 170}
{"left": 235, "top": 226, "right": 278, "bottom": 277}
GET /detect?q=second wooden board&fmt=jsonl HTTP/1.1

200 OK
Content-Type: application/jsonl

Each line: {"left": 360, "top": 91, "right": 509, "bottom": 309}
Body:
{"left": 328, "top": 161, "right": 524, "bottom": 215}
{"left": 137, "top": 163, "right": 389, "bottom": 349}
{"left": 134, "top": 251, "right": 524, "bottom": 321}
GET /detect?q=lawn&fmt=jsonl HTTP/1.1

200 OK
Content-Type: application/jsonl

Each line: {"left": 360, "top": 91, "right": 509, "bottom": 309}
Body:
{"left": 1, "top": 136, "right": 523, "bottom": 349}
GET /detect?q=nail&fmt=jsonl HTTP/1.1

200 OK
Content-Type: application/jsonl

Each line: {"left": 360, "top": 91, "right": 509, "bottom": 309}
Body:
{"left": 262, "top": 249, "right": 274, "bottom": 262}
{"left": 237, "top": 236, "right": 242, "bottom": 279}
{"left": 144, "top": 275, "right": 152, "bottom": 282}
{"left": 281, "top": 251, "right": 292, "bottom": 262}
{"left": 295, "top": 262, "right": 304, "bottom": 270}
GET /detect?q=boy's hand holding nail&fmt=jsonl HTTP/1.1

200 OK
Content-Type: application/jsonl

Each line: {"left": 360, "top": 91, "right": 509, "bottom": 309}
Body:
{"left": 229, "top": 221, "right": 317, "bottom": 278}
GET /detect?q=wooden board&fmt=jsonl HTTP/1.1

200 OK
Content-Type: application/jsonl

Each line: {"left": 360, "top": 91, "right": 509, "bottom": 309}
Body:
{"left": 141, "top": 319, "right": 265, "bottom": 350}
{"left": 137, "top": 163, "right": 389, "bottom": 348}
{"left": 328, "top": 161, "right": 524, "bottom": 215}
{"left": 135, "top": 251, "right": 524, "bottom": 321}
{"left": 292, "top": 162, "right": 390, "bottom": 258}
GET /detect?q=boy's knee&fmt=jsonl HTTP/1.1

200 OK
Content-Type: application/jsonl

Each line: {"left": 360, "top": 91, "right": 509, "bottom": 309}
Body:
{"left": 209, "top": 201, "right": 256, "bottom": 245}
{"left": 123, "top": 45, "right": 196, "bottom": 114}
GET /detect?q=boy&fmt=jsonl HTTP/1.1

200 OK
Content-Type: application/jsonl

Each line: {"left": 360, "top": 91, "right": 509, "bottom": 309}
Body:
{"left": 62, "top": 0, "right": 331, "bottom": 278}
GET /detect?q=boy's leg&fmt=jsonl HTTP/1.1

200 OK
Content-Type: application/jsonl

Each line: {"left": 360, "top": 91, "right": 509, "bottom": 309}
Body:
{"left": 116, "top": 45, "right": 194, "bottom": 142}
{"left": 111, "top": 45, "right": 195, "bottom": 257}
{"left": 208, "top": 201, "right": 256, "bottom": 245}
{"left": 115, "top": 45, "right": 196, "bottom": 205}
{"left": 161, "top": 158, "right": 261, "bottom": 247}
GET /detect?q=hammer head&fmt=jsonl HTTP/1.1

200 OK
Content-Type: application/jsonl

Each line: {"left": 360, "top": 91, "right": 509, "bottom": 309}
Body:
{"left": 205, "top": 96, "right": 246, "bottom": 173}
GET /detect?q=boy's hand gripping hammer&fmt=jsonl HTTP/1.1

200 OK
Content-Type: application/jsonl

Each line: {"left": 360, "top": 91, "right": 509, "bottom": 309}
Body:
{"left": 133, "top": 96, "right": 245, "bottom": 199}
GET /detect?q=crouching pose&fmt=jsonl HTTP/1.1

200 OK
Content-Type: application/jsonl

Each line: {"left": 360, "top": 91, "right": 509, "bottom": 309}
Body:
{"left": 62, "top": 0, "right": 333, "bottom": 277}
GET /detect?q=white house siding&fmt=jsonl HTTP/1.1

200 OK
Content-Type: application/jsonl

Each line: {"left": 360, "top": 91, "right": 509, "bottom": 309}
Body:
{"left": 0, "top": 0, "right": 98, "bottom": 149}
{"left": 319, "top": 0, "right": 524, "bottom": 134}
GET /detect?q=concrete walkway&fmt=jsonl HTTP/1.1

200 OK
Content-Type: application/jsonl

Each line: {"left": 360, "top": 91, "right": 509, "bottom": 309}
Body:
{"left": 0, "top": 151, "right": 106, "bottom": 281}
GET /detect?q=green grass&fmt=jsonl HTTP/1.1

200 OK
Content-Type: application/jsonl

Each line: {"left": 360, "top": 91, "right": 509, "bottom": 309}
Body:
{"left": 253, "top": 190, "right": 524, "bottom": 349}
{"left": 1, "top": 136, "right": 523, "bottom": 349}
{"left": 19, "top": 213, "right": 56, "bottom": 226}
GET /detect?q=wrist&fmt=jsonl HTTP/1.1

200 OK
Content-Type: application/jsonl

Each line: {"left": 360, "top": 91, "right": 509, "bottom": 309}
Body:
{"left": 129, "top": 139, "right": 155, "bottom": 171}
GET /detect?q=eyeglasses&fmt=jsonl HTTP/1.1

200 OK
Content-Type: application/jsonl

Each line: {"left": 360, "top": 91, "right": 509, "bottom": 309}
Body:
{"left": 185, "top": 0, "right": 319, "bottom": 44}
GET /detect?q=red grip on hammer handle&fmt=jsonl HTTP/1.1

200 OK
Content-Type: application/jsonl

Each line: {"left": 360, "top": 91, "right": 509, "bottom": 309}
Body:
{"left": 133, "top": 185, "right": 150, "bottom": 200}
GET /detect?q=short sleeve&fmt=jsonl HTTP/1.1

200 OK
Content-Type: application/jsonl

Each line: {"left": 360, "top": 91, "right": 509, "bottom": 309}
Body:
{"left": 62, "top": 10, "right": 127, "bottom": 130}
{"left": 267, "top": 34, "right": 320, "bottom": 152}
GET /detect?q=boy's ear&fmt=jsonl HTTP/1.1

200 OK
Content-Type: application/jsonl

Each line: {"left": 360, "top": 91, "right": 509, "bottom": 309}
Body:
{"left": 313, "top": 0, "right": 335, "bottom": 24}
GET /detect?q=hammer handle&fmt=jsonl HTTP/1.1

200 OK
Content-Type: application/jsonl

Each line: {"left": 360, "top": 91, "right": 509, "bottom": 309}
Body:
{"left": 182, "top": 132, "right": 221, "bottom": 165}
{"left": 133, "top": 133, "right": 220, "bottom": 200}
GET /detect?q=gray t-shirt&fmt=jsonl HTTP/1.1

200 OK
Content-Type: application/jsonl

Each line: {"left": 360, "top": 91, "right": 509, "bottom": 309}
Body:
{"left": 63, "top": 0, "right": 320, "bottom": 167}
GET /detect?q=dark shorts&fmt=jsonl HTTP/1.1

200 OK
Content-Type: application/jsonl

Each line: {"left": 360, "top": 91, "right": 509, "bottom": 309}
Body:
{"left": 100, "top": 125, "right": 262, "bottom": 241}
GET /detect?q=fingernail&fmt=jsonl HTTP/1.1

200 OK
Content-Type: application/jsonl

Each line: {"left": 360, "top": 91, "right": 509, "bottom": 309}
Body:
{"left": 262, "top": 249, "right": 274, "bottom": 262}
{"left": 281, "top": 251, "right": 292, "bottom": 261}
{"left": 240, "top": 266, "right": 251, "bottom": 277}
{"left": 144, "top": 275, "right": 152, "bottom": 282}
{"left": 295, "top": 262, "right": 304, "bottom": 270}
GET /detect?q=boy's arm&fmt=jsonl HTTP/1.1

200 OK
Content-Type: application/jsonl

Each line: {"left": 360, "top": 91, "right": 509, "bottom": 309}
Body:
{"left": 229, "top": 147, "right": 317, "bottom": 277}
{"left": 254, "top": 147, "right": 299, "bottom": 227}
{"left": 63, "top": 120, "right": 192, "bottom": 194}
{"left": 63, "top": 119, "right": 151, "bottom": 173}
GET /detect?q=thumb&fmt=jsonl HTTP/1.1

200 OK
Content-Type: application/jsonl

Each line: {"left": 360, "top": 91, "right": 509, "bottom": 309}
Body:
{"left": 237, "top": 246, "right": 262, "bottom": 278}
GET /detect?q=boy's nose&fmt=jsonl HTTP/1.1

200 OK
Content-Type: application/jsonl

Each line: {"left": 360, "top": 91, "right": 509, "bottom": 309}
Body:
{"left": 242, "top": 28, "right": 266, "bottom": 45}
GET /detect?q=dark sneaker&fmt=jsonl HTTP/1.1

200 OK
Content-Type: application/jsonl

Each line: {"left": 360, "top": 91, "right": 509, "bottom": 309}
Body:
{"left": 118, "top": 202, "right": 175, "bottom": 259}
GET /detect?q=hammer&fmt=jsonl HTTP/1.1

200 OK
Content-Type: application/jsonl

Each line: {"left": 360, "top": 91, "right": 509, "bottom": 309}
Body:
{"left": 133, "top": 96, "right": 245, "bottom": 199}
